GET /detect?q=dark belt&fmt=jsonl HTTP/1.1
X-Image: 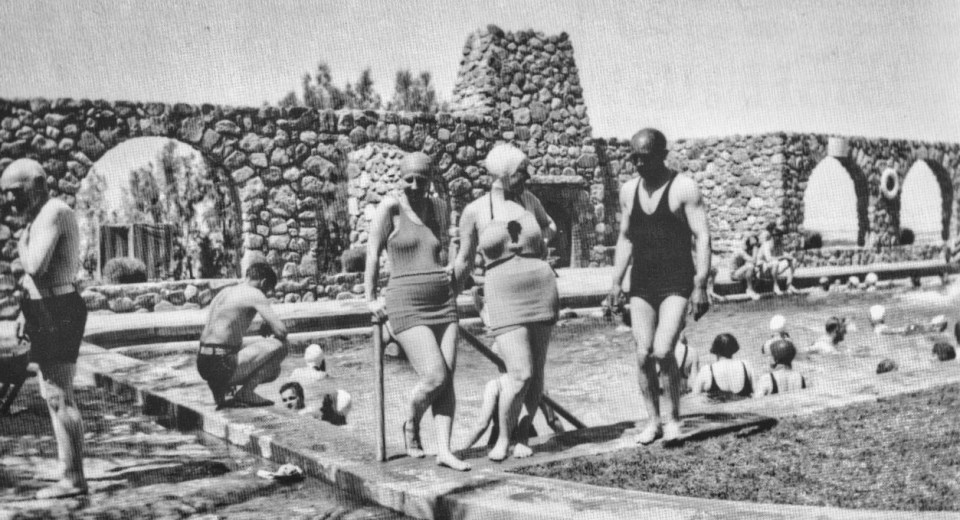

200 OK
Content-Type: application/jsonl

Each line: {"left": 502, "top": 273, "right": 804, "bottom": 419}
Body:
{"left": 199, "top": 345, "right": 235, "bottom": 356}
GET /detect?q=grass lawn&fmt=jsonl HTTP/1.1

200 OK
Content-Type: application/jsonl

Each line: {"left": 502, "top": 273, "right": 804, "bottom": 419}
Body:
{"left": 514, "top": 383, "right": 960, "bottom": 512}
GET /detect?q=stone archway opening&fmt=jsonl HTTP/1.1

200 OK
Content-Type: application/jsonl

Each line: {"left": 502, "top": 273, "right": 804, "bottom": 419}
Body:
{"left": 77, "top": 137, "right": 242, "bottom": 282}
{"left": 537, "top": 197, "right": 573, "bottom": 268}
{"left": 901, "top": 160, "right": 951, "bottom": 244}
{"left": 802, "top": 157, "right": 860, "bottom": 247}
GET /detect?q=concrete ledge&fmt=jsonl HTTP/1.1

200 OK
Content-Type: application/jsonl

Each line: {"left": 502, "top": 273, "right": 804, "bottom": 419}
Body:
{"left": 77, "top": 341, "right": 960, "bottom": 520}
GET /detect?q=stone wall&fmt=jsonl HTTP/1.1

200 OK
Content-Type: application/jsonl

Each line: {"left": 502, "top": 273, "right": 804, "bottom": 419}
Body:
{"left": 2, "top": 26, "right": 960, "bottom": 314}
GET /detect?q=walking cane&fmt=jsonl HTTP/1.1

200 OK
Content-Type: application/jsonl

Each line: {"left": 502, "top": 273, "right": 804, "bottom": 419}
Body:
{"left": 372, "top": 314, "right": 386, "bottom": 462}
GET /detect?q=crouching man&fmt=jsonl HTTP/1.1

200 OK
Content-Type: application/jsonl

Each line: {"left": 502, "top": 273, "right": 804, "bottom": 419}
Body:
{"left": 198, "top": 262, "right": 288, "bottom": 408}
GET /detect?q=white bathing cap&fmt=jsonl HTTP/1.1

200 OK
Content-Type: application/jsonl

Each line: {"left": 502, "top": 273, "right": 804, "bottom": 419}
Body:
{"left": 336, "top": 389, "right": 352, "bottom": 417}
{"left": 769, "top": 314, "right": 786, "bottom": 333}
{"left": 870, "top": 305, "right": 886, "bottom": 322}
{"left": 304, "top": 344, "right": 324, "bottom": 368}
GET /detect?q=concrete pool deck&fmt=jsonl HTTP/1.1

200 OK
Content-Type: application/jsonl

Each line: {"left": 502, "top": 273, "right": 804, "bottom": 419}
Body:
{"left": 68, "top": 265, "right": 960, "bottom": 519}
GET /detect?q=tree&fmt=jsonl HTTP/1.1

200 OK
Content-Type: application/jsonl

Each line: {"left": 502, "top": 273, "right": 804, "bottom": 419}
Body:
{"left": 280, "top": 62, "right": 383, "bottom": 110}
{"left": 388, "top": 70, "right": 439, "bottom": 113}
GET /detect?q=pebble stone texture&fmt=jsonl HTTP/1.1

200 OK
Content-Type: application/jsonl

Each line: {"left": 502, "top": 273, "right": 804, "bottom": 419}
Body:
{"left": 1, "top": 25, "right": 959, "bottom": 313}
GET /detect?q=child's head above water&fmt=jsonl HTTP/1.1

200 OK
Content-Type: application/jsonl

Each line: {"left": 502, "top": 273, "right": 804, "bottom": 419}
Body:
{"left": 710, "top": 333, "right": 740, "bottom": 358}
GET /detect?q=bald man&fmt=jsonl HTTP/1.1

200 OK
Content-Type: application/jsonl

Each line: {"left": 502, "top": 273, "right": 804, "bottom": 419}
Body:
{"left": 1, "top": 158, "right": 88, "bottom": 498}
{"left": 609, "top": 129, "right": 712, "bottom": 444}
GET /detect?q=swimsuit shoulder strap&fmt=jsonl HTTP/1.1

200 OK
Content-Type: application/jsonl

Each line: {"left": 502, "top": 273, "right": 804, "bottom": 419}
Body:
{"left": 741, "top": 361, "right": 753, "bottom": 396}
{"left": 655, "top": 173, "right": 678, "bottom": 214}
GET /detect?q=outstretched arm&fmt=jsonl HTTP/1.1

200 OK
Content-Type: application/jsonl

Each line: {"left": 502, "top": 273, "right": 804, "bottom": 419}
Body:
{"left": 253, "top": 292, "right": 288, "bottom": 342}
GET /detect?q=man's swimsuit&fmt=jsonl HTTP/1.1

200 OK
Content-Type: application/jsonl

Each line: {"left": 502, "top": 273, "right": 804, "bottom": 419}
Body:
{"left": 196, "top": 343, "right": 238, "bottom": 405}
{"left": 627, "top": 174, "right": 695, "bottom": 308}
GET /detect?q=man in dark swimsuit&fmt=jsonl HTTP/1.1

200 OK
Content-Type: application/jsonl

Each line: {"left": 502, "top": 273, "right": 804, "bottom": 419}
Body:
{"left": 610, "top": 129, "right": 712, "bottom": 444}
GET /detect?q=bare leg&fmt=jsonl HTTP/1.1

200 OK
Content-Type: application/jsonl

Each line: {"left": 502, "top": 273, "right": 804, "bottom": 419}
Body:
{"left": 231, "top": 337, "right": 287, "bottom": 406}
{"left": 430, "top": 323, "right": 469, "bottom": 471}
{"left": 36, "top": 363, "right": 87, "bottom": 499}
{"left": 629, "top": 297, "right": 662, "bottom": 444}
{"left": 462, "top": 379, "right": 501, "bottom": 449}
{"left": 488, "top": 327, "right": 534, "bottom": 461}
{"left": 513, "top": 323, "right": 552, "bottom": 458}
{"left": 651, "top": 296, "right": 689, "bottom": 440}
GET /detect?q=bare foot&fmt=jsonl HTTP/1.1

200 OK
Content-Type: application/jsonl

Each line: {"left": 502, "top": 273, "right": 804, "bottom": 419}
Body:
{"left": 403, "top": 421, "right": 425, "bottom": 458}
{"left": 786, "top": 285, "right": 800, "bottom": 295}
{"left": 36, "top": 480, "right": 87, "bottom": 500}
{"left": 634, "top": 422, "right": 662, "bottom": 445}
{"left": 512, "top": 443, "right": 534, "bottom": 458}
{"left": 488, "top": 438, "right": 510, "bottom": 462}
{"left": 436, "top": 452, "right": 471, "bottom": 471}
{"left": 662, "top": 421, "right": 682, "bottom": 442}
{"left": 773, "top": 285, "right": 784, "bottom": 296}
{"left": 746, "top": 289, "right": 760, "bottom": 301}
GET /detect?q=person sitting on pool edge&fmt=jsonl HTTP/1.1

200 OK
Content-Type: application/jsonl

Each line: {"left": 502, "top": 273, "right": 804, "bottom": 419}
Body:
{"left": 279, "top": 381, "right": 352, "bottom": 425}
{"left": 756, "top": 338, "right": 807, "bottom": 396}
{"left": 197, "top": 262, "right": 288, "bottom": 408}
{"left": 807, "top": 316, "right": 847, "bottom": 354}
{"left": 693, "top": 333, "right": 756, "bottom": 399}
{"left": 761, "top": 314, "right": 791, "bottom": 354}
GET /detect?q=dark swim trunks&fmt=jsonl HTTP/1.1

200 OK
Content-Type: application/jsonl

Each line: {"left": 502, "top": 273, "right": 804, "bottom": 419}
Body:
{"left": 21, "top": 292, "right": 87, "bottom": 366}
{"left": 196, "top": 344, "right": 238, "bottom": 406}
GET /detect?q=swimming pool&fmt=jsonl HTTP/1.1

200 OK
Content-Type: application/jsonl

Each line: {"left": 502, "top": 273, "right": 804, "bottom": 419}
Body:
{"left": 122, "top": 281, "right": 960, "bottom": 458}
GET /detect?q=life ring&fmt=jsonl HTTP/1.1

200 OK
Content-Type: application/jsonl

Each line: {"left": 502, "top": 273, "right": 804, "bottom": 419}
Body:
{"left": 880, "top": 168, "right": 900, "bottom": 200}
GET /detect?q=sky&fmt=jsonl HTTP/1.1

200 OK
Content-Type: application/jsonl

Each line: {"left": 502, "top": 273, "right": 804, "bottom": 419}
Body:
{"left": 1, "top": 0, "right": 958, "bottom": 143}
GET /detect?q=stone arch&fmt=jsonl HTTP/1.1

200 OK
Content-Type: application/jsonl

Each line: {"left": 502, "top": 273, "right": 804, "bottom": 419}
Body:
{"left": 527, "top": 181, "right": 593, "bottom": 268}
{"left": 900, "top": 160, "right": 952, "bottom": 243}
{"left": 537, "top": 197, "right": 573, "bottom": 268}
{"left": 76, "top": 137, "right": 243, "bottom": 280}
{"left": 802, "top": 157, "right": 864, "bottom": 246}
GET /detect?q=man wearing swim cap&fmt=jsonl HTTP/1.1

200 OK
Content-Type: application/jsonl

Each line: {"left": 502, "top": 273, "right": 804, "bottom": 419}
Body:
{"left": 2, "top": 159, "right": 88, "bottom": 499}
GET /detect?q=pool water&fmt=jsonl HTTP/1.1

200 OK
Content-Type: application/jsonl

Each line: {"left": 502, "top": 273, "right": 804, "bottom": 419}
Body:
{"left": 130, "top": 282, "right": 960, "bottom": 458}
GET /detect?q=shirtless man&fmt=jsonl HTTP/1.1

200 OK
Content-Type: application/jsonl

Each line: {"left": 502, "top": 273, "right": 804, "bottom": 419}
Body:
{"left": 609, "top": 129, "right": 712, "bottom": 444}
{"left": 2, "top": 159, "right": 88, "bottom": 499}
{"left": 198, "top": 262, "right": 288, "bottom": 408}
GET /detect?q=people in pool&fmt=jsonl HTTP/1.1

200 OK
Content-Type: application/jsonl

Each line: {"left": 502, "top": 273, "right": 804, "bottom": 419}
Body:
{"left": 761, "top": 314, "right": 791, "bottom": 354}
{"left": 279, "top": 381, "right": 351, "bottom": 425}
{"left": 693, "top": 333, "right": 756, "bottom": 399}
{"left": 807, "top": 316, "right": 847, "bottom": 354}
{"left": 757, "top": 338, "right": 808, "bottom": 396}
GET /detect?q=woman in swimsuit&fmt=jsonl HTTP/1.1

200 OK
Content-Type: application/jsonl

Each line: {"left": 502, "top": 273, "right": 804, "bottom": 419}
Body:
{"left": 365, "top": 152, "right": 469, "bottom": 471}
{"left": 756, "top": 338, "right": 808, "bottom": 396}
{"left": 455, "top": 144, "right": 559, "bottom": 461}
{"left": 693, "top": 333, "right": 756, "bottom": 399}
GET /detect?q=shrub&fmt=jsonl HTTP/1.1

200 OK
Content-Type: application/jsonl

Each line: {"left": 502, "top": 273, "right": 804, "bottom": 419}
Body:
{"left": 103, "top": 257, "right": 148, "bottom": 284}
{"left": 341, "top": 247, "right": 366, "bottom": 273}
{"left": 900, "top": 228, "right": 915, "bottom": 246}
{"left": 803, "top": 231, "right": 823, "bottom": 250}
